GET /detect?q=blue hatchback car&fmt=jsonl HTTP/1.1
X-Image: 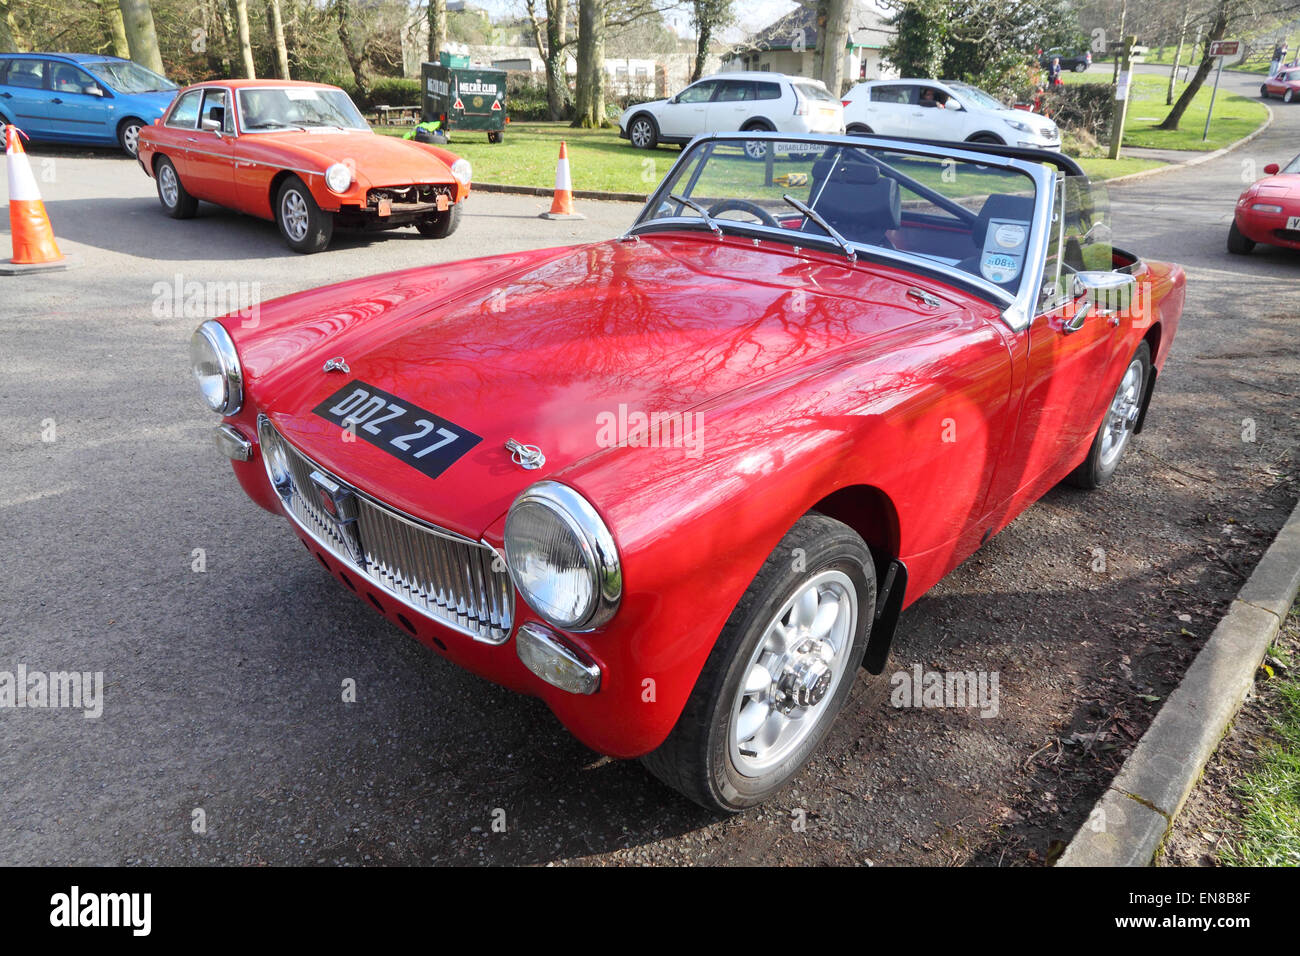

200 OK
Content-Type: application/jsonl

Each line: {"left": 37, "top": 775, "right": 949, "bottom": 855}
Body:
{"left": 0, "top": 53, "right": 177, "bottom": 157}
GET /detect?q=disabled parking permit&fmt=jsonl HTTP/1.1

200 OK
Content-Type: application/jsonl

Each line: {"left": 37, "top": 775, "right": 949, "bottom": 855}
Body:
{"left": 314, "top": 381, "right": 482, "bottom": 480}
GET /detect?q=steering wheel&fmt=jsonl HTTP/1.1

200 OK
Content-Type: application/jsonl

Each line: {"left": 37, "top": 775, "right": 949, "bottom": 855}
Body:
{"left": 706, "top": 199, "right": 782, "bottom": 229}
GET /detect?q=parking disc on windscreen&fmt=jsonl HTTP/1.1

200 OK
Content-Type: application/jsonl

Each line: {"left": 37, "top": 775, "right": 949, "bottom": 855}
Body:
{"left": 980, "top": 218, "right": 1030, "bottom": 285}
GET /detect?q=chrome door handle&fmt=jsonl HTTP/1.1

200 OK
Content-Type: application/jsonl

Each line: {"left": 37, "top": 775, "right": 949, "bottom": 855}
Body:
{"left": 1063, "top": 301, "right": 1091, "bottom": 333}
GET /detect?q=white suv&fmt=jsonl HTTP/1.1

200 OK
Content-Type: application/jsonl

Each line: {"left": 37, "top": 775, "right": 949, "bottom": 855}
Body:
{"left": 842, "top": 79, "right": 1061, "bottom": 149}
{"left": 620, "top": 72, "right": 844, "bottom": 155}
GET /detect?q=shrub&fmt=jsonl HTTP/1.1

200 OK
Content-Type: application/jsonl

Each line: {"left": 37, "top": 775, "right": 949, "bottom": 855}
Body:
{"left": 1041, "top": 83, "right": 1115, "bottom": 141}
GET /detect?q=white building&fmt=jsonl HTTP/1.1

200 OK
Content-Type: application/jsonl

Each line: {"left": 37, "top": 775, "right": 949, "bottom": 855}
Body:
{"left": 721, "top": 0, "right": 896, "bottom": 90}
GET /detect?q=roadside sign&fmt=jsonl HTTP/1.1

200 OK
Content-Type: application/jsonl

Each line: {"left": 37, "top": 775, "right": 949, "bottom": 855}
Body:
{"left": 1116, "top": 70, "right": 1131, "bottom": 101}
{"left": 1208, "top": 40, "right": 1240, "bottom": 57}
{"left": 1203, "top": 43, "right": 1238, "bottom": 140}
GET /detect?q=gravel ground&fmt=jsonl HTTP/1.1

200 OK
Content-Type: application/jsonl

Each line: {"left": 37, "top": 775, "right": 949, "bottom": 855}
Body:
{"left": 1, "top": 80, "right": 1297, "bottom": 865}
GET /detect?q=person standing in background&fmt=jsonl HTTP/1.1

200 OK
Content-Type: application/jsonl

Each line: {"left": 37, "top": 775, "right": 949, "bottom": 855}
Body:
{"left": 1270, "top": 41, "right": 1288, "bottom": 76}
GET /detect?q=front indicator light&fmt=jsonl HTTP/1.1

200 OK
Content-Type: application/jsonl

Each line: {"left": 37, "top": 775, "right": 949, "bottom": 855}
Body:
{"left": 516, "top": 623, "right": 601, "bottom": 695}
{"left": 1251, "top": 203, "right": 1284, "bottom": 213}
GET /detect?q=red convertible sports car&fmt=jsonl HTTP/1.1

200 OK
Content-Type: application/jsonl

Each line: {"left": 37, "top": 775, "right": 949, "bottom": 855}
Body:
{"left": 1229, "top": 152, "right": 1300, "bottom": 254}
{"left": 137, "top": 80, "right": 471, "bottom": 253}
{"left": 191, "top": 133, "right": 1184, "bottom": 810}
{"left": 1260, "top": 67, "right": 1300, "bottom": 103}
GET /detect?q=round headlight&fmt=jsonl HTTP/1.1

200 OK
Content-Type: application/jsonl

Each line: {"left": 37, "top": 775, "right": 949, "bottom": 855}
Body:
{"left": 325, "top": 162, "right": 353, "bottom": 193}
{"left": 451, "top": 158, "right": 472, "bottom": 184}
{"left": 504, "top": 481, "right": 621, "bottom": 631}
{"left": 190, "top": 320, "right": 243, "bottom": 415}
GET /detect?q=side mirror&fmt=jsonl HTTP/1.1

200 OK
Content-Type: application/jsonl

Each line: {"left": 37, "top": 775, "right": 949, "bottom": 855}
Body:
{"left": 1071, "top": 270, "right": 1136, "bottom": 317}
{"left": 201, "top": 118, "right": 222, "bottom": 132}
{"left": 1264, "top": 162, "right": 1280, "bottom": 175}
{"left": 85, "top": 85, "right": 104, "bottom": 97}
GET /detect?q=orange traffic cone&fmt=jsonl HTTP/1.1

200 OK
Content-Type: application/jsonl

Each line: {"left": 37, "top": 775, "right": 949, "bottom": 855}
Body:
{"left": 539, "top": 140, "right": 585, "bottom": 221}
{"left": 2, "top": 124, "right": 68, "bottom": 274}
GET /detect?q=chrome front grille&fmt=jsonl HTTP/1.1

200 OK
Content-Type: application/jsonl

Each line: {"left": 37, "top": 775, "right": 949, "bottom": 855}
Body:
{"left": 258, "top": 416, "right": 514, "bottom": 643}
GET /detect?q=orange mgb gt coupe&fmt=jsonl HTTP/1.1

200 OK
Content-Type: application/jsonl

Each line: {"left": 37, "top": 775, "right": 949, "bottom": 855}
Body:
{"left": 136, "top": 80, "right": 472, "bottom": 253}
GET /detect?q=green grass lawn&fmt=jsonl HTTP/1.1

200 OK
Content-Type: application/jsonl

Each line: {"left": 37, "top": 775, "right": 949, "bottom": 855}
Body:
{"left": 1221, "top": 608, "right": 1300, "bottom": 866}
{"left": 1063, "top": 70, "right": 1270, "bottom": 151}
{"left": 379, "top": 121, "right": 1167, "bottom": 195}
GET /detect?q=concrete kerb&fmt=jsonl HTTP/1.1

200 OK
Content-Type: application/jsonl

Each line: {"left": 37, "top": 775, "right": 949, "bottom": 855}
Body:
{"left": 1057, "top": 496, "right": 1300, "bottom": 865}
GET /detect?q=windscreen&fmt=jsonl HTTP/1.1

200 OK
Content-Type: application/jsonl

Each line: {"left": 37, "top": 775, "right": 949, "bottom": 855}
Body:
{"left": 640, "top": 138, "right": 1041, "bottom": 298}
{"left": 238, "top": 87, "right": 370, "bottom": 132}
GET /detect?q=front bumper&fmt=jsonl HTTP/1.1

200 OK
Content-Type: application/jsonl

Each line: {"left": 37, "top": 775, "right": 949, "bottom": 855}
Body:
{"left": 1237, "top": 206, "right": 1300, "bottom": 249}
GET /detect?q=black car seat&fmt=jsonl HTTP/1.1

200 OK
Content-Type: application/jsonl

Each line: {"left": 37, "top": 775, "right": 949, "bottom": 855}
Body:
{"left": 808, "top": 159, "right": 901, "bottom": 248}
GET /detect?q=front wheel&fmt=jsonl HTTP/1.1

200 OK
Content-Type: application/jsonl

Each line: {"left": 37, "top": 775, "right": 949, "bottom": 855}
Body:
{"left": 118, "top": 117, "right": 144, "bottom": 157}
{"left": 627, "top": 114, "right": 658, "bottom": 149}
{"left": 641, "top": 514, "right": 875, "bottom": 811}
{"left": 1068, "top": 341, "right": 1151, "bottom": 489}
{"left": 847, "top": 123, "right": 874, "bottom": 135}
{"left": 1227, "top": 219, "right": 1255, "bottom": 255}
{"left": 415, "top": 202, "right": 462, "bottom": 238}
{"left": 275, "top": 176, "right": 333, "bottom": 254}
{"left": 1285, "top": 89, "right": 1296, "bottom": 104}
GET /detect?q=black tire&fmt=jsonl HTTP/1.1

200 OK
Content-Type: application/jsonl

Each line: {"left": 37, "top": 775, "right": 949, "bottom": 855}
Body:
{"left": 1067, "top": 341, "right": 1151, "bottom": 489}
{"left": 1074, "top": 61, "right": 1088, "bottom": 72}
{"left": 968, "top": 133, "right": 1005, "bottom": 145}
{"left": 627, "top": 113, "right": 658, "bottom": 149}
{"left": 1285, "top": 89, "right": 1296, "bottom": 104}
{"left": 487, "top": 130, "right": 503, "bottom": 143}
{"left": 154, "top": 156, "right": 198, "bottom": 219}
{"left": 1227, "top": 219, "right": 1255, "bottom": 255}
{"left": 1261, "top": 84, "right": 1270, "bottom": 99}
{"left": 275, "top": 175, "right": 333, "bottom": 254}
{"left": 846, "top": 123, "right": 874, "bottom": 135}
{"left": 117, "top": 117, "right": 145, "bottom": 157}
{"left": 641, "top": 514, "right": 875, "bottom": 812}
{"left": 415, "top": 201, "right": 463, "bottom": 238}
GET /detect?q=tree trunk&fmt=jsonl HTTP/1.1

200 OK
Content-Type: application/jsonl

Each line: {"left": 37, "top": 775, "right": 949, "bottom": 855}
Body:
{"left": 572, "top": 0, "right": 604, "bottom": 128}
{"left": 230, "top": 0, "right": 256, "bottom": 78}
{"left": 0, "top": 2, "right": 14, "bottom": 53}
{"left": 267, "top": 0, "right": 290, "bottom": 78}
{"left": 98, "top": 0, "right": 130, "bottom": 58}
{"left": 427, "top": 0, "right": 446, "bottom": 62}
{"left": 1112, "top": 0, "right": 1127, "bottom": 84}
{"left": 1167, "top": 0, "right": 1191, "bottom": 106}
{"left": 335, "top": 0, "right": 369, "bottom": 99}
{"left": 546, "top": 0, "right": 569, "bottom": 120}
{"left": 212, "top": 0, "right": 234, "bottom": 76}
{"left": 117, "top": 0, "right": 166, "bottom": 73}
{"left": 818, "top": 0, "right": 850, "bottom": 96}
{"left": 692, "top": 16, "right": 710, "bottom": 82}
{"left": 1158, "top": 0, "right": 1229, "bottom": 130}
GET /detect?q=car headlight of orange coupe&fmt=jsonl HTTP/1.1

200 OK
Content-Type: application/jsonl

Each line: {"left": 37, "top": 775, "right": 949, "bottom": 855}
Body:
{"left": 325, "top": 162, "right": 353, "bottom": 193}
{"left": 451, "top": 158, "right": 472, "bottom": 185}
{"left": 504, "top": 481, "right": 621, "bottom": 632}
{"left": 190, "top": 320, "right": 243, "bottom": 415}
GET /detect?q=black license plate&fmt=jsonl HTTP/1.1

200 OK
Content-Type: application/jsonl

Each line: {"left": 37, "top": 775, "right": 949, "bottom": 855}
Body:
{"left": 313, "top": 381, "right": 482, "bottom": 480}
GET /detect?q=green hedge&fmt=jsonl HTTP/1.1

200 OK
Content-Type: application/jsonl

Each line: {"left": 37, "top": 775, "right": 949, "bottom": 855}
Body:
{"left": 1042, "top": 83, "right": 1115, "bottom": 141}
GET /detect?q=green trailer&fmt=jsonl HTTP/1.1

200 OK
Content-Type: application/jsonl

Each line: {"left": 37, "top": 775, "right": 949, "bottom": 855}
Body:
{"left": 420, "top": 62, "right": 507, "bottom": 143}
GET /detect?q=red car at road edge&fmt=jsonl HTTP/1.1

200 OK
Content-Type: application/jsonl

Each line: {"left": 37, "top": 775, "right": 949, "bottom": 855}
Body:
{"left": 1229, "top": 152, "right": 1300, "bottom": 254}
{"left": 190, "top": 133, "right": 1185, "bottom": 810}
{"left": 137, "top": 79, "right": 471, "bottom": 253}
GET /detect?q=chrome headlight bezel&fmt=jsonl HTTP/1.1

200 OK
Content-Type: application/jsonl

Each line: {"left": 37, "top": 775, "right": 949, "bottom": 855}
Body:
{"left": 325, "top": 161, "right": 353, "bottom": 193}
{"left": 504, "top": 481, "right": 621, "bottom": 632}
{"left": 450, "top": 158, "right": 472, "bottom": 184}
{"left": 190, "top": 319, "right": 243, "bottom": 415}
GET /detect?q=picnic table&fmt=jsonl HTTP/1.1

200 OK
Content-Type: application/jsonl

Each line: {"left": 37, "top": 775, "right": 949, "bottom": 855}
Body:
{"left": 372, "top": 105, "right": 420, "bottom": 126}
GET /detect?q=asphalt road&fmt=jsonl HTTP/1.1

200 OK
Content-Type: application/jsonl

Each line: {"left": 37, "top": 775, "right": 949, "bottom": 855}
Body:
{"left": 2, "top": 93, "right": 1297, "bottom": 865}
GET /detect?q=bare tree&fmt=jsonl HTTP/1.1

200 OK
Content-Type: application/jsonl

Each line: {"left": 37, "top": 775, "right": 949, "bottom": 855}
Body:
{"left": 526, "top": 0, "right": 572, "bottom": 119}
{"left": 690, "top": 0, "right": 732, "bottom": 82}
{"left": 117, "top": 0, "right": 165, "bottom": 73}
{"left": 230, "top": 0, "right": 256, "bottom": 77}
{"left": 427, "top": 0, "right": 445, "bottom": 61}
{"left": 334, "top": 0, "right": 369, "bottom": 97}
{"left": 1, "top": 0, "right": 23, "bottom": 52}
{"left": 97, "top": 0, "right": 130, "bottom": 57}
{"left": 573, "top": 0, "right": 605, "bottom": 127}
{"left": 267, "top": 0, "right": 290, "bottom": 77}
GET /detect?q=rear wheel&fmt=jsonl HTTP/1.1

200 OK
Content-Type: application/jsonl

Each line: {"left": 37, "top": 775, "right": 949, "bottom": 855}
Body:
{"left": 641, "top": 514, "right": 875, "bottom": 811}
{"left": 155, "top": 156, "right": 198, "bottom": 219}
{"left": 1068, "top": 341, "right": 1151, "bottom": 489}
{"left": 847, "top": 123, "right": 874, "bottom": 135}
{"left": 487, "top": 130, "right": 503, "bottom": 143}
{"left": 1075, "top": 62, "right": 1088, "bottom": 72}
{"left": 1227, "top": 219, "right": 1256, "bottom": 254}
{"left": 742, "top": 123, "right": 774, "bottom": 161}
{"left": 1261, "top": 84, "right": 1271, "bottom": 98}
{"left": 275, "top": 176, "right": 333, "bottom": 254}
{"left": 415, "top": 202, "right": 462, "bottom": 238}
